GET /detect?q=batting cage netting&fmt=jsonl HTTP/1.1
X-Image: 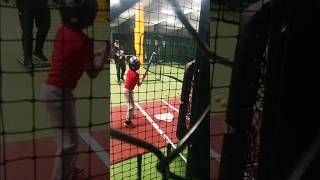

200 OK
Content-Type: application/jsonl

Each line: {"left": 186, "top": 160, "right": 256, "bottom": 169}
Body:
{"left": 110, "top": 0, "right": 211, "bottom": 179}
{"left": 211, "top": 0, "right": 320, "bottom": 179}
{"left": 1, "top": 0, "right": 109, "bottom": 179}
{"left": 210, "top": 0, "right": 271, "bottom": 179}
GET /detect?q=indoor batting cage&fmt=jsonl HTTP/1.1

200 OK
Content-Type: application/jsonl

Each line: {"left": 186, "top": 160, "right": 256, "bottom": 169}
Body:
{"left": 110, "top": 0, "right": 210, "bottom": 179}
{"left": 1, "top": 0, "right": 109, "bottom": 179}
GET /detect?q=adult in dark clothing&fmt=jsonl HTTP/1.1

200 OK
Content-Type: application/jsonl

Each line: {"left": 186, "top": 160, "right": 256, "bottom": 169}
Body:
{"left": 113, "top": 40, "right": 126, "bottom": 83}
{"left": 16, "top": 0, "right": 51, "bottom": 66}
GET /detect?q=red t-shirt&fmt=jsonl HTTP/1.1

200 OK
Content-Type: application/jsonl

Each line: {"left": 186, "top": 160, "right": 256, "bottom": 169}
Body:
{"left": 124, "top": 69, "right": 139, "bottom": 90}
{"left": 46, "top": 26, "right": 94, "bottom": 89}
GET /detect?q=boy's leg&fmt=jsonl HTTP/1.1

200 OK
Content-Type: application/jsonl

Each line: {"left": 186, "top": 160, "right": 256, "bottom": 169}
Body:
{"left": 128, "top": 91, "right": 134, "bottom": 120}
{"left": 42, "top": 85, "right": 80, "bottom": 180}
{"left": 53, "top": 125, "right": 79, "bottom": 180}
{"left": 34, "top": 6, "right": 51, "bottom": 62}
{"left": 16, "top": 0, "right": 34, "bottom": 65}
{"left": 123, "top": 89, "right": 135, "bottom": 128}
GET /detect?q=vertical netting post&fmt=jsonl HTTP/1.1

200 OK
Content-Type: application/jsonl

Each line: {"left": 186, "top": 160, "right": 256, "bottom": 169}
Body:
{"left": 137, "top": 154, "right": 142, "bottom": 180}
{"left": 166, "top": 143, "right": 172, "bottom": 156}
{"left": 186, "top": 0, "right": 210, "bottom": 179}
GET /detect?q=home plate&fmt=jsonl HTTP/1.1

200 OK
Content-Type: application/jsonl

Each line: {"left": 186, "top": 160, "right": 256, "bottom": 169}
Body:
{"left": 154, "top": 112, "right": 174, "bottom": 122}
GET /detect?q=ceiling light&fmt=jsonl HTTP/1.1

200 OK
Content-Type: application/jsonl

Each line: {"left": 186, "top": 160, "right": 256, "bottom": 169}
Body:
{"left": 111, "top": 0, "right": 120, "bottom": 6}
{"left": 166, "top": 18, "right": 175, "bottom": 24}
{"left": 161, "top": 9, "right": 174, "bottom": 15}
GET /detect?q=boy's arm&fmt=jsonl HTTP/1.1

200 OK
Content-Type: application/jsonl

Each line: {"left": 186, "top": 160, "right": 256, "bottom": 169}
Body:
{"left": 137, "top": 73, "right": 147, "bottom": 86}
{"left": 86, "top": 46, "right": 109, "bottom": 78}
{"left": 87, "top": 41, "right": 110, "bottom": 78}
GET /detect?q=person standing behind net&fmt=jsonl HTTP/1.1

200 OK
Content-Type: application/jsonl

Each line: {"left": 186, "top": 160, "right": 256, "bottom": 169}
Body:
{"left": 113, "top": 40, "right": 126, "bottom": 84}
{"left": 16, "top": 0, "right": 52, "bottom": 66}
{"left": 42, "top": 0, "right": 107, "bottom": 179}
{"left": 123, "top": 56, "right": 146, "bottom": 128}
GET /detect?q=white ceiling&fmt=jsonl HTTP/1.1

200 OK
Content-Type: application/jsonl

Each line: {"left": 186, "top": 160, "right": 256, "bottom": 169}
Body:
{"left": 110, "top": 0, "right": 202, "bottom": 30}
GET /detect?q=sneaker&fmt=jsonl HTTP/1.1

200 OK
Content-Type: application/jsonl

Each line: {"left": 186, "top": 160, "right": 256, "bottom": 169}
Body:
{"left": 33, "top": 51, "right": 48, "bottom": 62}
{"left": 72, "top": 167, "right": 85, "bottom": 179}
{"left": 18, "top": 58, "right": 34, "bottom": 68}
{"left": 124, "top": 121, "right": 136, "bottom": 128}
{"left": 24, "top": 61, "right": 33, "bottom": 68}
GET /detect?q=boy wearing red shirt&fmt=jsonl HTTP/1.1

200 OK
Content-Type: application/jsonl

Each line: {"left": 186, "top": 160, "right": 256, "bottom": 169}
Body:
{"left": 123, "top": 56, "right": 146, "bottom": 128}
{"left": 42, "top": 0, "right": 107, "bottom": 179}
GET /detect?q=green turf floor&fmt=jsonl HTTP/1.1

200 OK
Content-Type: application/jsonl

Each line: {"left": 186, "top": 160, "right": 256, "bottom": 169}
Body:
{"left": 111, "top": 147, "right": 188, "bottom": 180}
